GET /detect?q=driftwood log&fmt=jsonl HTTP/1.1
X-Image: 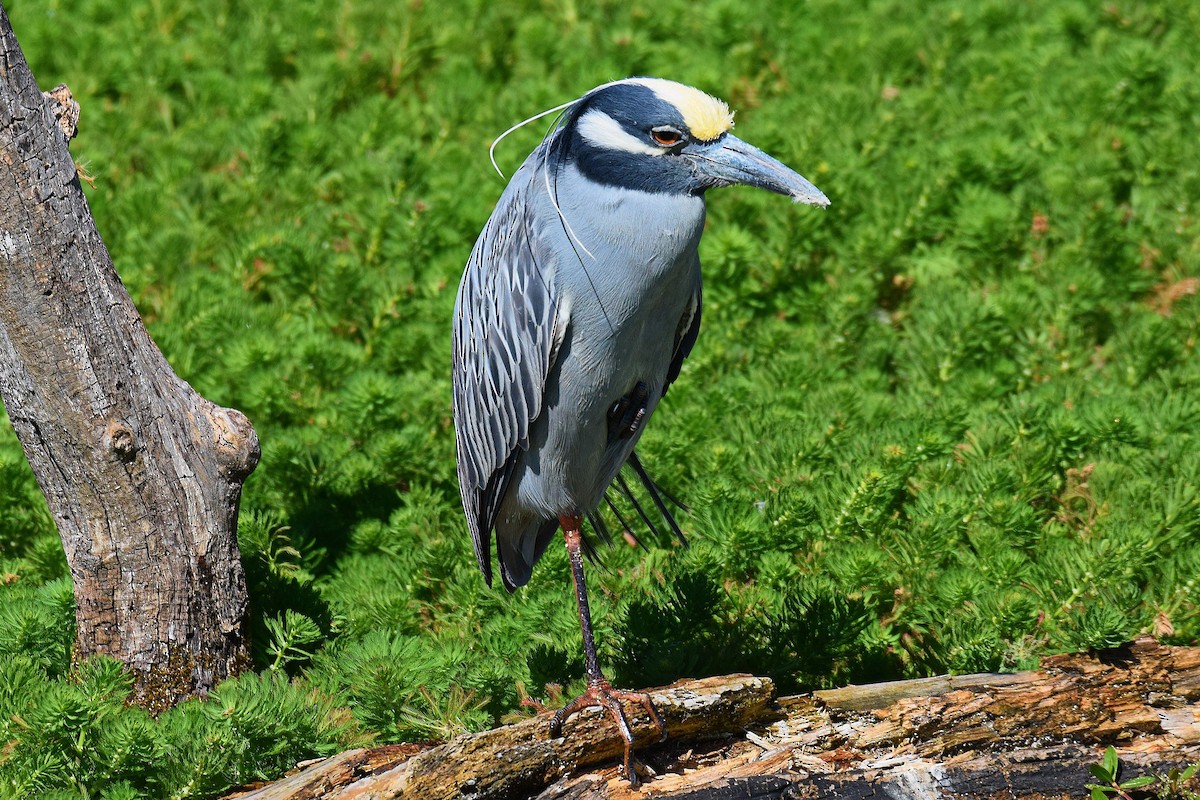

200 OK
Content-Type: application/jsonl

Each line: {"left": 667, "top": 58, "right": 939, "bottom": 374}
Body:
{"left": 227, "top": 637, "right": 1200, "bottom": 799}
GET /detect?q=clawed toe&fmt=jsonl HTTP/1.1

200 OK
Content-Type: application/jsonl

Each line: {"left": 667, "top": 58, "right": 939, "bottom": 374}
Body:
{"left": 548, "top": 678, "right": 666, "bottom": 787}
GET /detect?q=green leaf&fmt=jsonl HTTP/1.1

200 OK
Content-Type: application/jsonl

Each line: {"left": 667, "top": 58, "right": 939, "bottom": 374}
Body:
{"left": 1102, "top": 746, "right": 1119, "bottom": 779}
{"left": 1089, "top": 764, "right": 1114, "bottom": 784}
{"left": 1090, "top": 786, "right": 1111, "bottom": 800}
{"left": 266, "top": 610, "right": 324, "bottom": 672}
{"left": 1119, "top": 775, "right": 1155, "bottom": 789}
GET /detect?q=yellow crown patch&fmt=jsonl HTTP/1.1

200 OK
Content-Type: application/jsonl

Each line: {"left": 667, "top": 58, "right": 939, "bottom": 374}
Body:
{"left": 629, "top": 79, "right": 735, "bottom": 142}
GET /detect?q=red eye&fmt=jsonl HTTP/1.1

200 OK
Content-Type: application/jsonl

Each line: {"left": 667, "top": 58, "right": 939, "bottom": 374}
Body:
{"left": 651, "top": 128, "right": 683, "bottom": 147}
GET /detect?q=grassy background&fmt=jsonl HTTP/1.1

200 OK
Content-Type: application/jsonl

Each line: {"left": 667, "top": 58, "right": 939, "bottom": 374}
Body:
{"left": 2, "top": 0, "right": 1199, "bottom": 797}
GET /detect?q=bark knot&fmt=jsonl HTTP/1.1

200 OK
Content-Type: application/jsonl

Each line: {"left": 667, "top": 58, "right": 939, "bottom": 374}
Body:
{"left": 42, "top": 83, "right": 79, "bottom": 140}
{"left": 206, "top": 404, "right": 260, "bottom": 480}
{"left": 103, "top": 418, "right": 137, "bottom": 462}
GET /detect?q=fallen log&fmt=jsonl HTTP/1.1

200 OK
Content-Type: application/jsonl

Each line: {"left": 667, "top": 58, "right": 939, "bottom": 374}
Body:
{"left": 227, "top": 637, "right": 1200, "bottom": 799}
{"left": 228, "top": 675, "right": 775, "bottom": 800}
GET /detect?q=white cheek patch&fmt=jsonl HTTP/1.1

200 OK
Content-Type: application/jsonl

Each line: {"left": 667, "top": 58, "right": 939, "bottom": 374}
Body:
{"left": 577, "top": 109, "right": 663, "bottom": 157}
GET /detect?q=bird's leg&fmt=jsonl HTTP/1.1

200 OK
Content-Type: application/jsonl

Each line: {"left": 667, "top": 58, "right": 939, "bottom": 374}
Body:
{"left": 549, "top": 514, "right": 666, "bottom": 786}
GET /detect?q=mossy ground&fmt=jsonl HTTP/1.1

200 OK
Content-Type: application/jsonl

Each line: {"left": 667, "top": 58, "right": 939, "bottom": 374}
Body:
{"left": 1, "top": 0, "right": 1198, "bottom": 797}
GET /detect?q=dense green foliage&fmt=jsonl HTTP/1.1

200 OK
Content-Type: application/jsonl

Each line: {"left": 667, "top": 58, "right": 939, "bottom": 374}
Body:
{"left": 2, "top": 0, "right": 1199, "bottom": 795}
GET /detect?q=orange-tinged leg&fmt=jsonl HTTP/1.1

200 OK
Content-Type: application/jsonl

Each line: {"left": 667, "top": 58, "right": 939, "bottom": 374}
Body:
{"left": 549, "top": 514, "right": 667, "bottom": 787}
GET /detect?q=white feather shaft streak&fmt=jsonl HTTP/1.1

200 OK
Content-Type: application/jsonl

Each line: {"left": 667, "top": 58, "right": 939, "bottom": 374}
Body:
{"left": 489, "top": 99, "right": 577, "bottom": 178}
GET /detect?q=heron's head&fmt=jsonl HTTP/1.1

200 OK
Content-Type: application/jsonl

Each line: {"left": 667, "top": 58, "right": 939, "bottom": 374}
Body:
{"left": 554, "top": 77, "right": 829, "bottom": 207}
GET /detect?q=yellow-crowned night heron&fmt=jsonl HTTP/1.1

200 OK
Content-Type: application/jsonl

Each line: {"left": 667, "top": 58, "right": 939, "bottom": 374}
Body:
{"left": 452, "top": 77, "right": 828, "bottom": 783}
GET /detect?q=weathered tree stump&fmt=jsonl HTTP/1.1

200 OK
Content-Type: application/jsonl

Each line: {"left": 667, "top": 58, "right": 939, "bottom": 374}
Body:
{"left": 0, "top": 4, "right": 258, "bottom": 710}
{"left": 226, "top": 637, "right": 1200, "bottom": 800}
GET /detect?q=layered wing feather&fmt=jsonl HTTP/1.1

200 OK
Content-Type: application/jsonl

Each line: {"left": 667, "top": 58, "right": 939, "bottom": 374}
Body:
{"left": 664, "top": 277, "right": 701, "bottom": 396}
{"left": 452, "top": 174, "right": 561, "bottom": 586}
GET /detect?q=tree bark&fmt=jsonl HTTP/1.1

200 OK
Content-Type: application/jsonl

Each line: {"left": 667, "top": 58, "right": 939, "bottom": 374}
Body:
{"left": 0, "top": 3, "right": 259, "bottom": 711}
{"left": 225, "top": 637, "right": 1200, "bottom": 800}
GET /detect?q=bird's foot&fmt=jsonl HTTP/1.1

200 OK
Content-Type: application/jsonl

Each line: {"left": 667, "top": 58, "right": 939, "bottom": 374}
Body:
{"left": 549, "top": 677, "right": 666, "bottom": 787}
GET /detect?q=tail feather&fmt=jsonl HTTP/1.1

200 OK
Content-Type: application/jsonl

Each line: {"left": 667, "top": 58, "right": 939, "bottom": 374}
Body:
{"left": 627, "top": 452, "right": 689, "bottom": 547}
{"left": 586, "top": 510, "right": 613, "bottom": 545}
{"left": 584, "top": 450, "right": 687, "bottom": 552}
{"left": 604, "top": 493, "right": 645, "bottom": 550}
{"left": 615, "top": 471, "right": 664, "bottom": 542}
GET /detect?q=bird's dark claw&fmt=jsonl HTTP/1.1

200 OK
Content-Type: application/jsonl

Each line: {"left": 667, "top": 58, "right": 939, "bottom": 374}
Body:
{"left": 549, "top": 677, "right": 666, "bottom": 787}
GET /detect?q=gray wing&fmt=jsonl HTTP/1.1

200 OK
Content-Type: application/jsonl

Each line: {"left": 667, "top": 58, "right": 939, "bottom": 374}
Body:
{"left": 664, "top": 258, "right": 702, "bottom": 395}
{"left": 664, "top": 289, "right": 701, "bottom": 395}
{"left": 452, "top": 177, "right": 561, "bottom": 586}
